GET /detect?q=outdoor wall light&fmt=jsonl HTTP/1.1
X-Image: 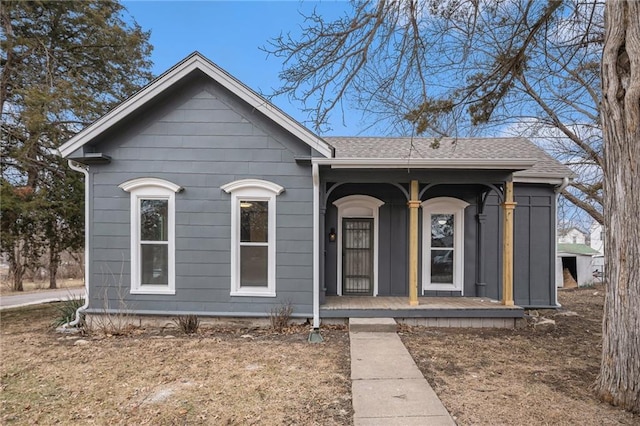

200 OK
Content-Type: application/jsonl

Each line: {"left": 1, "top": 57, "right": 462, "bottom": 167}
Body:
{"left": 329, "top": 228, "right": 336, "bottom": 242}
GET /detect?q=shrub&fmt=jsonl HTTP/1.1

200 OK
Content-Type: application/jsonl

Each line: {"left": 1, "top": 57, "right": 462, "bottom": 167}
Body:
{"left": 174, "top": 314, "right": 200, "bottom": 334}
{"left": 269, "top": 301, "right": 293, "bottom": 332}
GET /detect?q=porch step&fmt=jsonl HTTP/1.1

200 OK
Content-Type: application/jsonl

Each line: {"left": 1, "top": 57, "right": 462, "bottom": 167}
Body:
{"left": 349, "top": 317, "right": 397, "bottom": 333}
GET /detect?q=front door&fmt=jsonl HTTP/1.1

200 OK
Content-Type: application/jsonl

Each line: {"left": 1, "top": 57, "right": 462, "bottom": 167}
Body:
{"left": 342, "top": 218, "right": 374, "bottom": 295}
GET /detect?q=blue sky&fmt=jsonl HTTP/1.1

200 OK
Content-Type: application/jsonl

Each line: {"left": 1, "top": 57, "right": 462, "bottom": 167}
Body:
{"left": 123, "top": 1, "right": 374, "bottom": 136}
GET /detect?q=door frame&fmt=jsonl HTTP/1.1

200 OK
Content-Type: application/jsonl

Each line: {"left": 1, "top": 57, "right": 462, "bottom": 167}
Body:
{"left": 333, "top": 195, "right": 384, "bottom": 296}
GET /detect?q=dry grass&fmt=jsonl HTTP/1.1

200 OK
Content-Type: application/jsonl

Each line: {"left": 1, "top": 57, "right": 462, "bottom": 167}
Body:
{"left": 401, "top": 285, "right": 638, "bottom": 425}
{"left": 0, "top": 278, "right": 84, "bottom": 296}
{"left": 0, "top": 305, "right": 352, "bottom": 425}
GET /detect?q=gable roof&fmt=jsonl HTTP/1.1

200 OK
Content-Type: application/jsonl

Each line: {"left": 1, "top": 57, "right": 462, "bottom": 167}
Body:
{"left": 58, "top": 52, "right": 333, "bottom": 158}
{"left": 324, "top": 137, "right": 574, "bottom": 181}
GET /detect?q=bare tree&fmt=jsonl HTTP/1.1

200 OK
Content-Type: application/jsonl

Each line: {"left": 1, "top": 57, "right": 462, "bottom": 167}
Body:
{"left": 267, "top": 0, "right": 638, "bottom": 412}
{"left": 266, "top": 0, "right": 603, "bottom": 225}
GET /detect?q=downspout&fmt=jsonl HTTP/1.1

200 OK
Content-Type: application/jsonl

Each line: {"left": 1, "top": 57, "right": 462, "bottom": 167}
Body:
{"left": 554, "top": 177, "right": 570, "bottom": 307}
{"left": 65, "top": 160, "right": 90, "bottom": 327}
{"left": 308, "top": 163, "right": 323, "bottom": 342}
{"left": 312, "top": 162, "right": 320, "bottom": 329}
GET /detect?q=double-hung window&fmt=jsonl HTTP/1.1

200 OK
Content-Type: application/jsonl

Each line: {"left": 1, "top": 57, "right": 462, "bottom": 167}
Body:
{"left": 119, "top": 178, "right": 181, "bottom": 295}
{"left": 421, "top": 197, "right": 469, "bottom": 293}
{"left": 222, "top": 179, "right": 283, "bottom": 297}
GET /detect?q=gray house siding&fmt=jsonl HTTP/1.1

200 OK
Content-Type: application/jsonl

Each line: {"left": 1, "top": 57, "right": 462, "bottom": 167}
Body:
{"left": 85, "top": 72, "right": 315, "bottom": 317}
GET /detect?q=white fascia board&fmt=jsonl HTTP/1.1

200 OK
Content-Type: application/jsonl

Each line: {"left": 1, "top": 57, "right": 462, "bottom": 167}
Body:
{"left": 311, "top": 157, "right": 536, "bottom": 170}
{"left": 59, "top": 53, "right": 333, "bottom": 158}
{"left": 513, "top": 175, "right": 572, "bottom": 185}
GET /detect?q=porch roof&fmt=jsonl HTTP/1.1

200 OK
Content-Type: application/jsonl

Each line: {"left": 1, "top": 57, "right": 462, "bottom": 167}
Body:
{"left": 323, "top": 137, "right": 575, "bottom": 182}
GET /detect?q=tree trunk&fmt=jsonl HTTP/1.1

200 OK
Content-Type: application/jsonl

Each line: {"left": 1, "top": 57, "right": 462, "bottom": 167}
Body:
{"left": 10, "top": 249, "right": 24, "bottom": 292}
{"left": 596, "top": 0, "right": 640, "bottom": 414}
{"left": 48, "top": 248, "right": 58, "bottom": 289}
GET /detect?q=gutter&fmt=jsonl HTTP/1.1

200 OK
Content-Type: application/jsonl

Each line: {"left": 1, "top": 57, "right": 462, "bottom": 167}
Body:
{"left": 65, "top": 160, "right": 90, "bottom": 327}
{"left": 553, "top": 177, "right": 570, "bottom": 307}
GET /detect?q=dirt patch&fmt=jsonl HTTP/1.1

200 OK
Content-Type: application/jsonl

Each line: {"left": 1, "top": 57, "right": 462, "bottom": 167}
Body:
{"left": 400, "top": 285, "right": 637, "bottom": 425}
{"left": 0, "top": 305, "right": 352, "bottom": 425}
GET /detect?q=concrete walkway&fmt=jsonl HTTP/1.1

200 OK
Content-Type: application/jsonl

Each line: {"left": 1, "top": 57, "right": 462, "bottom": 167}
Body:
{"left": 350, "top": 318, "right": 456, "bottom": 425}
{"left": 0, "top": 287, "right": 85, "bottom": 310}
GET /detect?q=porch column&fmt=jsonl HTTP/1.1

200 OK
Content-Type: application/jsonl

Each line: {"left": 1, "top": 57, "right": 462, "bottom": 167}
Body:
{"left": 319, "top": 206, "right": 326, "bottom": 305}
{"left": 501, "top": 180, "right": 516, "bottom": 306}
{"left": 408, "top": 180, "right": 420, "bottom": 306}
{"left": 475, "top": 212, "right": 487, "bottom": 297}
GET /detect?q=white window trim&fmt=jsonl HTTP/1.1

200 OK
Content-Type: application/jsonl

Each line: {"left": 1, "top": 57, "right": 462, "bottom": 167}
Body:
{"left": 333, "top": 195, "right": 384, "bottom": 296}
{"left": 222, "top": 179, "right": 283, "bottom": 297}
{"left": 119, "top": 178, "right": 181, "bottom": 295}
{"left": 421, "top": 197, "right": 469, "bottom": 294}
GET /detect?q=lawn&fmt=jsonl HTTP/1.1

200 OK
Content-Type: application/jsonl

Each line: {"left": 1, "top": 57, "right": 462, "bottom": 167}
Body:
{"left": 0, "top": 305, "right": 352, "bottom": 425}
{"left": 2, "top": 285, "right": 638, "bottom": 425}
{"left": 401, "top": 285, "right": 637, "bottom": 425}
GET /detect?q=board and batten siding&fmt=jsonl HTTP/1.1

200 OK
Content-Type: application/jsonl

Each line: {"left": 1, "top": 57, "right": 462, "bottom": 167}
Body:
{"left": 322, "top": 181, "right": 557, "bottom": 307}
{"left": 483, "top": 184, "right": 557, "bottom": 307}
{"left": 84, "top": 73, "right": 315, "bottom": 317}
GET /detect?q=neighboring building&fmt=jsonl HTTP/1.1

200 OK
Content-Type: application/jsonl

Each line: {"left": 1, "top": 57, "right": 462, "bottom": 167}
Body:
{"left": 58, "top": 53, "right": 574, "bottom": 327}
{"left": 558, "top": 227, "right": 587, "bottom": 245}
{"left": 556, "top": 243, "right": 601, "bottom": 287}
{"left": 589, "top": 222, "right": 604, "bottom": 254}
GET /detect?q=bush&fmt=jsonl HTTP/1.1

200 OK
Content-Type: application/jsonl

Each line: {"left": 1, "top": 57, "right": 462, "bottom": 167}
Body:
{"left": 270, "top": 301, "right": 293, "bottom": 332}
{"left": 53, "top": 295, "right": 85, "bottom": 327}
{"left": 173, "top": 314, "right": 200, "bottom": 334}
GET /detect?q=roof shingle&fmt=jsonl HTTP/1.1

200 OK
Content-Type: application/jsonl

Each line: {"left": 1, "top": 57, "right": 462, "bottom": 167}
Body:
{"left": 324, "top": 137, "right": 574, "bottom": 179}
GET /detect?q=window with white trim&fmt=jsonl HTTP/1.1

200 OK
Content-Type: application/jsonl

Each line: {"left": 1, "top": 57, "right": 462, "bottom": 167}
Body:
{"left": 221, "top": 179, "right": 283, "bottom": 297}
{"left": 119, "top": 178, "right": 181, "bottom": 295}
{"left": 421, "top": 197, "right": 469, "bottom": 293}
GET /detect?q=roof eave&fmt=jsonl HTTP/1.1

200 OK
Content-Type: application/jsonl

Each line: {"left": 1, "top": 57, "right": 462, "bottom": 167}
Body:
{"left": 311, "top": 157, "right": 536, "bottom": 170}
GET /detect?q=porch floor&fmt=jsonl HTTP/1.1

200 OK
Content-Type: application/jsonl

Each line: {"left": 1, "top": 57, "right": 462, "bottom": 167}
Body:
{"left": 321, "top": 296, "right": 523, "bottom": 319}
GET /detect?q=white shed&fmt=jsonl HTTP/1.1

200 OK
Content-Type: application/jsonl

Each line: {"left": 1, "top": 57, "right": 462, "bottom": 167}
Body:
{"left": 556, "top": 243, "right": 600, "bottom": 288}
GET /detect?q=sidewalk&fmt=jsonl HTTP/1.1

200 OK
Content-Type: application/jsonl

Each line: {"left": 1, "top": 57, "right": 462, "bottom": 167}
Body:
{"left": 350, "top": 319, "right": 456, "bottom": 425}
{"left": 0, "top": 288, "right": 85, "bottom": 310}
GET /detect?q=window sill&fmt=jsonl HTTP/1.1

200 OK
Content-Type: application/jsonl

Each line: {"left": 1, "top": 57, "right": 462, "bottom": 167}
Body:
{"left": 231, "top": 289, "right": 276, "bottom": 297}
{"left": 131, "top": 287, "right": 176, "bottom": 295}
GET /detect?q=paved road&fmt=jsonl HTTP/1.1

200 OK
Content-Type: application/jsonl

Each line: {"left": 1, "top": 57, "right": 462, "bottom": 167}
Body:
{"left": 0, "top": 287, "right": 86, "bottom": 310}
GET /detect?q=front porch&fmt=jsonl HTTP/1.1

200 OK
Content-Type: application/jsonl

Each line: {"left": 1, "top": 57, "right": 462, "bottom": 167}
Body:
{"left": 321, "top": 296, "right": 524, "bottom": 328}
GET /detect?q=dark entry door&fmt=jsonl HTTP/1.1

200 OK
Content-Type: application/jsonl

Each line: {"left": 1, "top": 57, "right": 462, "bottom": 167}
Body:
{"left": 342, "top": 218, "right": 374, "bottom": 295}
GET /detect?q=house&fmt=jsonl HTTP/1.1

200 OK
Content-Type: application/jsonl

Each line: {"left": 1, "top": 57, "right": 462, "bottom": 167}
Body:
{"left": 58, "top": 53, "right": 574, "bottom": 329}
{"left": 589, "top": 222, "right": 605, "bottom": 255}
{"left": 556, "top": 243, "right": 601, "bottom": 287}
{"left": 558, "top": 227, "right": 587, "bottom": 245}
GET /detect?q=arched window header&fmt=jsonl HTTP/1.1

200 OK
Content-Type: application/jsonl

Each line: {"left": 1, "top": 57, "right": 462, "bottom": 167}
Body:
{"left": 119, "top": 177, "right": 182, "bottom": 193}
{"left": 421, "top": 196, "right": 470, "bottom": 211}
{"left": 221, "top": 179, "right": 284, "bottom": 195}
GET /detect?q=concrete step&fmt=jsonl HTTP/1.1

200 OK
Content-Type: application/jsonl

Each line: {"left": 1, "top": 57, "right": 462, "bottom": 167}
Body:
{"left": 349, "top": 317, "right": 397, "bottom": 333}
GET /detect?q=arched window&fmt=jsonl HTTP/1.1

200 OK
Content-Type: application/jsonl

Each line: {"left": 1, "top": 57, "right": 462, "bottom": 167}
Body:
{"left": 222, "top": 179, "right": 284, "bottom": 297}
{"left": 421, "top": 197, "right": 469, "bottom": 293}
{"left": 119, "top": 178, "right": 182, "bottom": 295}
